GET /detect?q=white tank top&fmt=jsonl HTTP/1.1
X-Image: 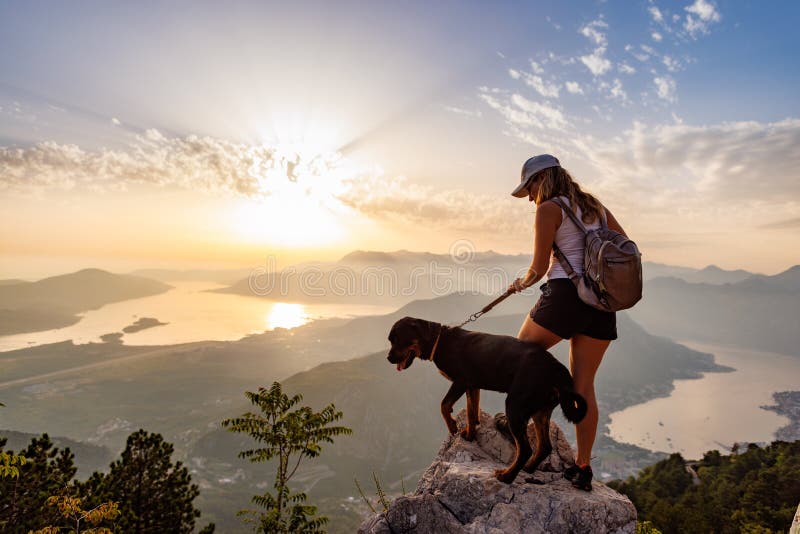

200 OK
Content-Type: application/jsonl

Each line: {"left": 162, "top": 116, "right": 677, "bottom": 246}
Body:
{"left": 546, "top": 196, "right": 603, "bottom": 280}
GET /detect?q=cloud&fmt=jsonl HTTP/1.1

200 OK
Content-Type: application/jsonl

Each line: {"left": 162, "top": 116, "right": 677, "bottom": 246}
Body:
{"left": 580, "top": 119, "right": 800, "bottom": 208}
{"left": 510, "top": 65, "right": 560, "bottom": 99}
{"left": 662, "top": 55, "right": 681, "bottom": 72}
{"left": 580, "top": 47, "right": 612, "bottom": 76}
{"left": 336, "top": 174, "right": 529, "bottom": 235}
{"left": 545, "top": 16, "right": 562, "bottom": 31}
{"left": 651, "top": 31, "right": 663, "bottom": 42}
{"left": 565, "top": 81, "right": 584, "bottom": 95}
{"left": 579, "top": 18, "right": 609, "bottom": 47}
{"left": 510, "top": 94, "right": 567, "bottom": 129}
{"left": 618, "top": 63, "right": 636, "bottom": 75}
{"left": 625, "top": 44, "right": 651, "bottom": 62}
{"left": 654, "top": 76, "right": 677, "bottom": 102}
{"left": 0, "top": 131, "right": 350, "bottom": 197}
{"left": 443, "top": 106, "right": 482, "bottom": 118}
{"left": 684, "top": 0, "right": 721, "bottom": 38}
{"left": 648, "top": 6, "right": 664, "bottom": 23}
{"left": 479, "top": 89, "right": 569, "bottom": 132}
{"left": 577, "top": 18, "right": 613, "bottom": 76}
{"left": 522, "top": 74, "right": 560, "bottom": 99}
{"left": 111, "top": 117, "right": 121, "bottom": 126}
{"left": 0, "top": 126, "right": 540, "bottom": 237}
{"left": 608, "top": 79, "right": 628, "bottom": 102}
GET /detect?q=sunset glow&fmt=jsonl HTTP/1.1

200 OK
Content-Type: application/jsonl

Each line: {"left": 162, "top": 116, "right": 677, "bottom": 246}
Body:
{"left": 265, "top": 302, "right": 308, "bottom": 330}
{"left": 1, "top": 1, "right": 799, "bottom": 275}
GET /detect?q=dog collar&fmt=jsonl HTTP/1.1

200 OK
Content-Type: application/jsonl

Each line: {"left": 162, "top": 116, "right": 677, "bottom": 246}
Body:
{"left": 428, "top": 325, "right": 443, "bottom": 362}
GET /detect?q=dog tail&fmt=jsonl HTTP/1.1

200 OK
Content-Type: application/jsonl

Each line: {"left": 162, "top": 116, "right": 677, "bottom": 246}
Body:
{"left": 558, "top": 386, "right": 588, "bottom": 424}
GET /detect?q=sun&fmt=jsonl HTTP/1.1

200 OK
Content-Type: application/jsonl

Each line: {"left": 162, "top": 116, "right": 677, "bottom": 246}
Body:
{"left": 229, "top": 143, "right": 355, "bottom": 247}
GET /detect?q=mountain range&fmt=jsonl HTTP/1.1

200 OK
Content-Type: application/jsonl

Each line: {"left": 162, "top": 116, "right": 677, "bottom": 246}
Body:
{"left": 0, "top": 269, "right": 171, "bottom": 335}
{"left": 629, "top": 265, "right": 800, "bottom": 355}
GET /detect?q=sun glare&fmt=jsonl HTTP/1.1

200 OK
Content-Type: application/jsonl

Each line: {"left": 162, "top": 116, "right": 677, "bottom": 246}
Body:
{"left": 229, "top": 143, "right": 357, "bottom": 247}
{"left": 265, "top": 302, "right": 308, "bottom": 330}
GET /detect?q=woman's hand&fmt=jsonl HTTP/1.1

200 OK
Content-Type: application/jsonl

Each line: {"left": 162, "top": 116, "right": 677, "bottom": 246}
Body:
{"left": 508, "top": 268, "right": 539, "bottom": 293}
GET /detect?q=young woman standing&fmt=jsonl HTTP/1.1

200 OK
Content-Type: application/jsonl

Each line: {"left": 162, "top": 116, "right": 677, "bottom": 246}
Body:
{"left": 506, "top": 154, "right": 629, "bottom": 491}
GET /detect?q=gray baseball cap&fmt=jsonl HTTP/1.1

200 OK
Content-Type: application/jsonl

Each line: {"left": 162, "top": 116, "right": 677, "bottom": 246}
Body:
{"left": 511, "top": 154, "right": 560, "bottom": 198}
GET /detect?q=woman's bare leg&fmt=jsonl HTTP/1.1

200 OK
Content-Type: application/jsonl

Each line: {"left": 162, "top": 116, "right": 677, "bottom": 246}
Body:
{"left": 517, "top": 315, "right": 562, "bottom": 349}
{"left": 569, "top": 334, "right": 611, "bottom": 466}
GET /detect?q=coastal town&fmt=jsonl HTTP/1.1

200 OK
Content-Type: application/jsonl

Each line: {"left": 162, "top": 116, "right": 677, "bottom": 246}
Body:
{"left": 762, "top": 390, "right": 800, "bottom": 442}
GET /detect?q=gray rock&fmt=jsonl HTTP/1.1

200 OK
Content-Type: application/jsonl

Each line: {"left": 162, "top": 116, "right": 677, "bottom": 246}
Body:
{"left": 790, "top": 501, "right": 800, "bottom": 534}
{"left": 359, "top": 410, "right": 637, "bottom": 534}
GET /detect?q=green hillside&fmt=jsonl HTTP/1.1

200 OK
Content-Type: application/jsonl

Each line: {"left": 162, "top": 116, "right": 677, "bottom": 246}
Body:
{"left": 609, "top": 440, "right": 800, "bottom": 534}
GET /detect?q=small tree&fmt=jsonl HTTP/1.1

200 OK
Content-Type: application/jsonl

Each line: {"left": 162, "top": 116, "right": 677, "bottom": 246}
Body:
{"left": 222, "top": 382, "right": 352, "bottom": 533}
{"left": 0, "top": 447, "right": 26, "bottom": 479}
{"left": 0, "top": 405, "right": 27, "bottom": 480}
{"left": 0, "top": 435, "right": 77, "bottom": 532}
{"left": 32, "top": 495, "right": 120, "bottom": 534}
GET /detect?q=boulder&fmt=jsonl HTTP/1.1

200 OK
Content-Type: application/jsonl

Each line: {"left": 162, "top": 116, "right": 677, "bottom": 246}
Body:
{"left": 359, "top": 410, "right": 637, "bottom": 533}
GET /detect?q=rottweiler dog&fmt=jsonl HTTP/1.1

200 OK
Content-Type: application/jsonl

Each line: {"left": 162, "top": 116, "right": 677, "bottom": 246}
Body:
{"left": 387, "top": 316, "right": 587, "bottom": 484}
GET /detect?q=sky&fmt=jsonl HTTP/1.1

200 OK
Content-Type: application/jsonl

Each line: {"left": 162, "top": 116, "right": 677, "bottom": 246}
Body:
{"left": 1, "top": 0, "right": 799, "bottom": 278}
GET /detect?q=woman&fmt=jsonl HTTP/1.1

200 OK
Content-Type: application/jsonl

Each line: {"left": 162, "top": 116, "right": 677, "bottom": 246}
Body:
{"left": 507, "top": 154, "right": 629, "bottom": 491}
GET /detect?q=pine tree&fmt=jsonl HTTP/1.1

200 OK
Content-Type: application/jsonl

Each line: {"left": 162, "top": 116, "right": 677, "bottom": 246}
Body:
{"left": 81, "top": 429, "right": 210, "bottom": 534}
{"left": 0, "top": 435, "right": 77, "bottom": 533}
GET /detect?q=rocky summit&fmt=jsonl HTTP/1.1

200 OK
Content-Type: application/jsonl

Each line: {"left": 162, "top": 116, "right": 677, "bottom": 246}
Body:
{"left": 359, "top": 410, "right": 637, "bottom": 533}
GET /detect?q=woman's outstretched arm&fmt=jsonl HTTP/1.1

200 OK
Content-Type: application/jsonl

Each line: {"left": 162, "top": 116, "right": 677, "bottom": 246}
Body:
{"left": 510, "top": 200, "right": 561, "bottom": 292}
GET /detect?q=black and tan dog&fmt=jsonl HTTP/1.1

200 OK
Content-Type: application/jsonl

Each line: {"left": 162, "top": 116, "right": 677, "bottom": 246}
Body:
{"left": 387, "top": 316, "right": 587, "bottom": 484}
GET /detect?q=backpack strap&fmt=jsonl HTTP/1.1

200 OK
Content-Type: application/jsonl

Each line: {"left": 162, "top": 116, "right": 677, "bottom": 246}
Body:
{"left": 552, "top": 243, "right": 580, "bottom": 283}
{"left": 553, "top": 197, "right": 608, "bottom": 230}
{"left": 550, "top": 198, "right": 581, "bottom": 284}
{"left": 552, "top": 198, "right": 588, "bottom": 234}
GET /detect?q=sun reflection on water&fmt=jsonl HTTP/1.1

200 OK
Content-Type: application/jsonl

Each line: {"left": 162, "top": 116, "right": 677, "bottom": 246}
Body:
{"left": 265, "top": 302, "right": 308, "bottom": 330}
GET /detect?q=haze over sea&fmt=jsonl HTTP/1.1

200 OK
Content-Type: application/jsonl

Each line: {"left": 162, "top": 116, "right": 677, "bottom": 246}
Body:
{"left": 1, "top": 272, "right": 795, "bottom": 463}
{"left": 0, "top": 281, "right": 393, "bottom": 352}
{"left": 608, "top": 341, "right": 800, "bottom": 460}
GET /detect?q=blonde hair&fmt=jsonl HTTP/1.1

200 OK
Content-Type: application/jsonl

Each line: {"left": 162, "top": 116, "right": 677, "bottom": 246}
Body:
{"left": 534, "top": 166, "right": 603, "bottom": 224}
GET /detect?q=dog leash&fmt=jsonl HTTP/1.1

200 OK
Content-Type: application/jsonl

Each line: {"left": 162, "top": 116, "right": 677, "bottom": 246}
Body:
{"left": 428, "top": 288, "right": 516, "bottom": 363}
{"left": 453, "top": 288, "right": 516, "bottom": 328}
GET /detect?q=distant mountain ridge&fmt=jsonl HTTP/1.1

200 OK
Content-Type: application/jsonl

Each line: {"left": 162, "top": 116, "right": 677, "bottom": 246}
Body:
{"left": 0, "top": 268, "right": 171, "bottom": 335}
{"left": 212, "top": 250, "right": 761, "bottom": 306}
{"left": 630, "top": 264, "right": 800, "bottom": 354}
{"left": 0, "top": 429, "right": 113, "bottom": 478}
{"left": 130, "top": 268, "right": 253, "bottom": 285}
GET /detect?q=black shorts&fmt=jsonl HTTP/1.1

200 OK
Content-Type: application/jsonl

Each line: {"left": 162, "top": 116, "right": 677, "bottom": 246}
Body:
{"left": 529, "top": 279, "right": 617, "bottom": 340}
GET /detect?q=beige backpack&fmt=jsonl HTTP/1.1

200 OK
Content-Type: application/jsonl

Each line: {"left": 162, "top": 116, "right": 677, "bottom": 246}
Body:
{"left": 552, "top": 198, "right": 643, "bottom": 312}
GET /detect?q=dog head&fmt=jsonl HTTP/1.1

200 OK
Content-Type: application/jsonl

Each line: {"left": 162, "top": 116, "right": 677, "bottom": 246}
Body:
{"left": 387, "top": 316, "right": 434, "bottom": 372}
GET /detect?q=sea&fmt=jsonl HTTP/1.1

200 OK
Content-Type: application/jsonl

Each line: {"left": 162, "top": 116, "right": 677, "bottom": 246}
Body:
{"left": 607, "top": 341, "right": 800, "bottom": 459}
{"left": 0, "top": 281, "right": 394, "bottom": 352}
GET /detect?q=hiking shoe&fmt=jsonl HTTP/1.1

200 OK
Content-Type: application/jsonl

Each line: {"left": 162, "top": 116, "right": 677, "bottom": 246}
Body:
{"left": 570, "top": 465, "right": 593, "bottom": 491}
{"left": 563, "top": 464, "right": 580, "bottom": 481}
{"left": 494, "top": 413, "right": 511, "bottom": 438}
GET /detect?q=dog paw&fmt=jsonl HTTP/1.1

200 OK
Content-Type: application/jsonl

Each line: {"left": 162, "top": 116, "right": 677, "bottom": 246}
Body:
{"left": 493, "top": 469, "right": 515, "bottom": 484}
{"left": 459, "top": 428, "right": 476, "bottom": 441}
{"left": 445, "top": 419, "right": 459, "bottom": 435}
